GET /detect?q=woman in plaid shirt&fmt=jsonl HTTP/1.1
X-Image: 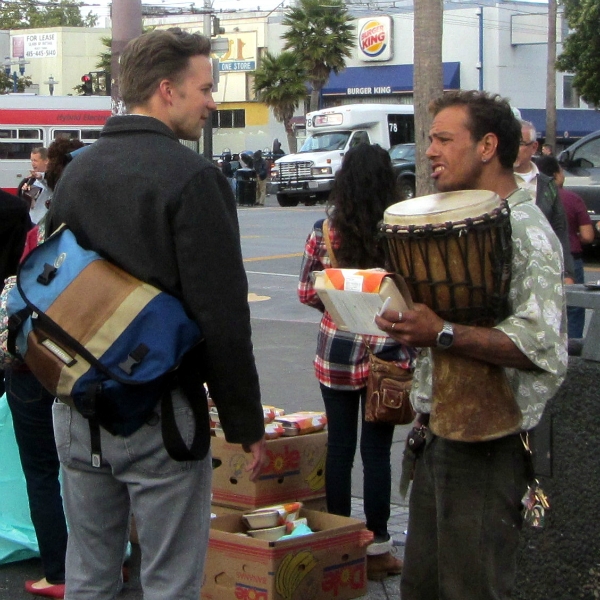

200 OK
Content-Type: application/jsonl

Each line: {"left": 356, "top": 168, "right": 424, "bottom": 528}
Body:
{"left": 298, "top": 143, "right": 415, "bottom": 581}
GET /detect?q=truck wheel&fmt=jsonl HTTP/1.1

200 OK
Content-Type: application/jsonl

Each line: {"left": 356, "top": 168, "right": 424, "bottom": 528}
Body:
{"left": 277, "top": 193, "right": 299, "bottom": 207}
{"left": 398, "top": 177, "right": 416, "bottom": 200}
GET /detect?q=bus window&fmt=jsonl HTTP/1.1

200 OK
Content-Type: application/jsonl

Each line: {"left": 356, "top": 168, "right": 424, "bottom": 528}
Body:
{"left": 0, "top": 128, "right": 43, "bottom": 159}
{"left": 52, "top": 128, "right": 102, "bottom": 143}
{"left": 349, "top": 130, "right": 370, "bottom": 147}
{"left": 387, "top": 114, "right": 415, "bottom": 147}
{"left": 81, "top": 129, "right": 102, "bottom": 142}
{"left": 53, "top": 129, "right": 82, "bottom": 141}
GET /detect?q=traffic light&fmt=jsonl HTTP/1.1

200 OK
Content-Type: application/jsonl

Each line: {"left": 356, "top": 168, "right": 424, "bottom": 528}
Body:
{"left": 81, "top": 73, "right": 93, "bottom": 96}
{"left": 211, "top": 16, "right": 224, "bottom": 37}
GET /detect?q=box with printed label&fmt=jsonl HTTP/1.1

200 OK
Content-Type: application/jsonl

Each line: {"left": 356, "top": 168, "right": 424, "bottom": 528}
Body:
{"left": 211, "top": 431, "right": 327, "bottom": 509}
{"left": 201, "top": 509, "right": 371, "bottom": 600}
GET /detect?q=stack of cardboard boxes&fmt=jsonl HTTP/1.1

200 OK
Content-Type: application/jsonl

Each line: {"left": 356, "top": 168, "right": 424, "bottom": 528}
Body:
{"left": 203, "top": 409, "right": 371, "bottom": 600}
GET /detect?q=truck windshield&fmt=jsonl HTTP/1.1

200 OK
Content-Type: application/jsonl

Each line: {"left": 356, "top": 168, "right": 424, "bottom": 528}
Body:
{"left": 300, "top": 131, "right": 351, "bottom": 152}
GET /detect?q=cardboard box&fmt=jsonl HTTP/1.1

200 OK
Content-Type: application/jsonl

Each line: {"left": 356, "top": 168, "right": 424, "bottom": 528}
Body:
{"left": 201, "top": 509, "right": 372, "bottom": 600}
{"left": 211, "top": 504, "right": 244, "bottom": 518}
{"left": 211, "top": 431, "right": 327, "bottom": 509}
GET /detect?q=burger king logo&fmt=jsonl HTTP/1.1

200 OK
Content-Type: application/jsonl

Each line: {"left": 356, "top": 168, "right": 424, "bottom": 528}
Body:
{"left": 359, "top": 19, "right": 387, "bottom": 58}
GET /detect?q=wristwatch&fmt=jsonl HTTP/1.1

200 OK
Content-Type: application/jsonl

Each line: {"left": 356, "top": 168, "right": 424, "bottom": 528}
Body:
{"left": 436, "top": 322, "right": 454, "bottom": 349}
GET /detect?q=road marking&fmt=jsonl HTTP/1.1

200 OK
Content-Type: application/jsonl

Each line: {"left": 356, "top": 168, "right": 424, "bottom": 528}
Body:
{"left": 248, "top": 293, "right": 271, "bottom": 302}
{"left": 244, "top": 252, "right": 303, "bottom": 262}
{"left": 246, "top": 271, "right": 298, "bottom": 278}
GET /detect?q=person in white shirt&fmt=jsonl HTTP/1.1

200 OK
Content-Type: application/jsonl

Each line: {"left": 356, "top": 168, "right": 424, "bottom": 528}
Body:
{"left": 22, "top": 147, "right": 52, "bottom": 224}
{"left": 513, "top": 121, "right": 574, "bottom": 281}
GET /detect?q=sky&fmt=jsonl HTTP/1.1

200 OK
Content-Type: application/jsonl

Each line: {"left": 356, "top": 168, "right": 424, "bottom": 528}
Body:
{"left": 82, "top": 0, "right": 289, "bottom": 22}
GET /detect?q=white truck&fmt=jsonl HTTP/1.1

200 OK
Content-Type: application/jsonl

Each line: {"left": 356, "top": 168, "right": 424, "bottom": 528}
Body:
{"left": 271, "top": 103, "right": 415, "bottom": 207}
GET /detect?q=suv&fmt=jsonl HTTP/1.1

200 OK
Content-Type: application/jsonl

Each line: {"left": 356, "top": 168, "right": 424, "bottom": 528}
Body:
{"left": 389, "top": 143, "right": 416, "bottom": 200}
{"left": 558, "top": 130, "right": 600, "bottom": 235}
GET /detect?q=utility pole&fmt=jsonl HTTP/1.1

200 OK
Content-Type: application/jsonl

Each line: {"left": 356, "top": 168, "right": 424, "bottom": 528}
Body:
{"left": 545, "top": 0, "right": 557, "bottom": 153}
{"left": 202, "top": 0, "right": 214, "bottom": 161}
{"left": 111, "top": 0, "right": 143, "bottom": 115}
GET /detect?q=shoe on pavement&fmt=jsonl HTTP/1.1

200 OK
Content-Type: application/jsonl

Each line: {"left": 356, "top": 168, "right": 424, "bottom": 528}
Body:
{"left": 25, "top": 579, "right": 65, "bottom": 599}
{"left": 366, "top": 551, "right": 403, "bottom": 581}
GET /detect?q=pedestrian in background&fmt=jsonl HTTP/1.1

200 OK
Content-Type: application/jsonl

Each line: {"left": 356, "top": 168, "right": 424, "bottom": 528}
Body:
{"left": 253, "top": 149, "right": 268, "bottom": 206}
{"left": 298, "top": 143, "right": 415, "bottom": 581}
{"left": 537, "top": 154, "right": 594, "bottom": 338}
{"left": 6, "top": 136, "right": 84, "bottom": 600}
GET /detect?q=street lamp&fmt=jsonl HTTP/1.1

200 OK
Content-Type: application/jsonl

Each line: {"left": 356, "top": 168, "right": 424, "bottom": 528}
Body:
{"left": 45, "top": 75, "right": 59, "bottom": 96}
{"left": 4, "top": 56, "right": 29, "bottom": 93}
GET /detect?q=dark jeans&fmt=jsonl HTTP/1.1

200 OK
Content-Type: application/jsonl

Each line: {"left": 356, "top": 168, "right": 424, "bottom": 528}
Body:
{"left": 401, "top": 433, "right": 528, "bottom": 600}
{"left": 6, "top": 368, "right": 67, "bottom": 584}
{"left": 568, "top": 256, "right": 586, "bottom": 338}
{"left": 320, "top": 384, "right": 395, "bottom": 543}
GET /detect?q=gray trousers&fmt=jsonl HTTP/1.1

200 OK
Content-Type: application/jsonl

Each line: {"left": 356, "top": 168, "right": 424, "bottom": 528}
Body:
{"left": 401, "top": 433, "right": 528, "bottom": 600}
{"left": 53, "top": 390, "right": 212, "bottom": 600}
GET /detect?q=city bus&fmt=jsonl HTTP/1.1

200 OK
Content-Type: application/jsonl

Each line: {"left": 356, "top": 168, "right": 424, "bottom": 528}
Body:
{"left": 0, "top": 95, "right": 111, "bottom": 195}
{"left": 271, "top": 103, "right": 415, "bottom": 206}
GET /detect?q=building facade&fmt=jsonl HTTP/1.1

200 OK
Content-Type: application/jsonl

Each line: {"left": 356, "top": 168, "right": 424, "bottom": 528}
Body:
{"left": 2, "top": 1, "right": 598, "bottom": 155}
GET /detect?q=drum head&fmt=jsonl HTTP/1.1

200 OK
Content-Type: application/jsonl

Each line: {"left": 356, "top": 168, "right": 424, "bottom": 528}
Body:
{"left": 384, "top": 190, "right": 503, "bottom": 227}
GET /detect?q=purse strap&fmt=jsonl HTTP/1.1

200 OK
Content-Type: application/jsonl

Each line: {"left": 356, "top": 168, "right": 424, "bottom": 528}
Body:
{"left": 322, "top": 219, "right": 339, "bottom": 268}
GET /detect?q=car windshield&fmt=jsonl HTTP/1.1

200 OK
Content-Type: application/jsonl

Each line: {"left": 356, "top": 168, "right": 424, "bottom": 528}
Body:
{"left": 389, "top": 144, "right": 415, "bottom": 161}
{"left": 299, "top": 131, "right": 351, "bottom": 152}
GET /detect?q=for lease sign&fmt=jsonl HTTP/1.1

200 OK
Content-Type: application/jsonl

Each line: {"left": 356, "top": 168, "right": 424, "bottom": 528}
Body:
{"left": 13, "top": 33, "right": 58, "bottom": 59}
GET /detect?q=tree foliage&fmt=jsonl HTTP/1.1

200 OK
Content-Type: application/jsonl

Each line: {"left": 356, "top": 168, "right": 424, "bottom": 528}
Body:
{"left": 0, "top": 71, "right": 32, "bottom": 94}
{"left": 254, "top": 51, "right": 307, "bottom": 154}
{"left": 0, "top": 0, "right": 98, "bottom": 29}
{"left": 556, "top": 0, "right": 600, "bottom": 107}
{"left": 282, "top": 0, "right": 354, "bottom": 112}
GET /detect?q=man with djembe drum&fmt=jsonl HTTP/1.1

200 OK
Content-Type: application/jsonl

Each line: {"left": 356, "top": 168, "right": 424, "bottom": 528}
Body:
{"left": 375, "top": 90, "right": 568, "bottom": 600}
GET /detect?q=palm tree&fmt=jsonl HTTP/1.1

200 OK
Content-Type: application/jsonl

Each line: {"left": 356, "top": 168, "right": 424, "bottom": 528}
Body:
{"left": 282, "top": 0, "right": 354, "bottom": 113}
{"left": 254, "top": 51, "right": 307, "bottom": 154}
{"left": 414, "top": 0, "right": 443, "bottom": 197}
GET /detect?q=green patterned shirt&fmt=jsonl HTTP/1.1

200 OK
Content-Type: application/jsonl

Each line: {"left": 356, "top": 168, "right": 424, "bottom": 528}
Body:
{"left": 411, "top": 188, "right": 568, "bottom": 431}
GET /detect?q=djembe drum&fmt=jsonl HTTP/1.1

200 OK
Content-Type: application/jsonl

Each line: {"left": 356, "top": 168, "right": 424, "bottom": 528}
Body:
{"left": 380, "top": 190, "right": 522, "bottom": 442}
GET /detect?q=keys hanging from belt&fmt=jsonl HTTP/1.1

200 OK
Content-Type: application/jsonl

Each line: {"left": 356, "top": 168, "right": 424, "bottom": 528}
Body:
{"left": 521, "top": 431, "right": 550, "bottom": 528}
{"left": 399, "top": 423, "right": 428, "bottom": 499}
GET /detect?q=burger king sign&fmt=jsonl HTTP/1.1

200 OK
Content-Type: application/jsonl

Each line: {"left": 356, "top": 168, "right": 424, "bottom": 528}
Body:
{"left": 358, "top": 16, "right": 393, "bottom": 62}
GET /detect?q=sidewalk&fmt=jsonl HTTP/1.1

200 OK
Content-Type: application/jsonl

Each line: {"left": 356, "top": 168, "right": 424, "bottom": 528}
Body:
{"left": 351, "top": 497, "right": 407, "bottom": 600}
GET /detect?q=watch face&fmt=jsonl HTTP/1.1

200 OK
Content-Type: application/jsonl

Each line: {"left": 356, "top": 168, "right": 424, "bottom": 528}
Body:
{"left": 438, "top": 332, "right": 453, "bottom": 348}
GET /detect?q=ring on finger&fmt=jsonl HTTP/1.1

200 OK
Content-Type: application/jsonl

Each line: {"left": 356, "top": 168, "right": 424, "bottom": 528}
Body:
{"left": 391, "top": 322, "right": 397, "bottom": 330}
{"left": 398, "top": 311, "right": 403, "bottom": 322}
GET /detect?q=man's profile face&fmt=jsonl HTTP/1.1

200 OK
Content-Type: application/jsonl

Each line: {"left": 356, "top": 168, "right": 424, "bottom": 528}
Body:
{"left": 513, "top": 125, "right": 538, "bottom": 172}
{"left": 30, "top": 152, "right": 48, "bottom": 173}
{"left": 426, "top": 105, "right": 484, "bottom": 192}
{"left": 167, "top": 55, "right": 217, "bottom": 141}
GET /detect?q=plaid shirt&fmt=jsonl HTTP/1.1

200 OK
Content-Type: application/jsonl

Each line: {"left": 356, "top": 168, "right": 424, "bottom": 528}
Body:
{"left": 298, "top": 219, "right": 414, "bottom": 390}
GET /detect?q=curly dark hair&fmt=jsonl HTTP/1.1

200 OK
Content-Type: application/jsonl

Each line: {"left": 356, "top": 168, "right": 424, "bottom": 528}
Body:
{"left": 45, "top": 137, "right": 85, "bottom": 191}
{"left": 429, "top": 90, "right": 521, "bottom": 170}
{"left": 327, "top": 143, "right": 399, "bottom": 268}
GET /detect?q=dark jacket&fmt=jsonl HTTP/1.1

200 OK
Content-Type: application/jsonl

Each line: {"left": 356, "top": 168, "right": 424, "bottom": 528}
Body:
{"left": 0, "top": 190, "right": 29, "bottom": 283}
{"left": 48, "top": 115, "right": 264, "bottom": 448}
{"left": 536, "top": 173, "right": 575, "bottom": 279}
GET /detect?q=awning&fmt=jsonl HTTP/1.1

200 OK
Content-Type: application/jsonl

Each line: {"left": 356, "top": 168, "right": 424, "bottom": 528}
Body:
{"left": 322, "top": 62, "right": 460, "bottom": 96}
{"left": 519, "top": 108, "right": 600, "bottom": 141}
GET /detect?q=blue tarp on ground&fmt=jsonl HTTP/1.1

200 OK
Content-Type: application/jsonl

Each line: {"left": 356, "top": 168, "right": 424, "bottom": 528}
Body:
{"left": 0, "top": 393, "right": 39, "bottom": 564}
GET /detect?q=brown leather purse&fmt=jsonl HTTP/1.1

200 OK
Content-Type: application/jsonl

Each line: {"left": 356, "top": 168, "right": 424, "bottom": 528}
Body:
{"left": 364, "top": 345, "right": 415, "bottom": 425}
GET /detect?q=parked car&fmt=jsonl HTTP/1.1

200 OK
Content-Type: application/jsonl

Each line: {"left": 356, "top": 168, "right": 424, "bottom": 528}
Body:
{"left": 558, "top": 130, "right": 600, "bottom": 237}
{"left": 389, "top": 143, "right": 416, "bottom": 200}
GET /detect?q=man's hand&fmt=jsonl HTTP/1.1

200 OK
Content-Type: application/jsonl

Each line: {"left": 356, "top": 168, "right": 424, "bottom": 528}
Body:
{"left": 243, "top": 436, "right": 268, "bottom": 481}
{"left": 375, "top": 304, "right": 443, "bottom": 347}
